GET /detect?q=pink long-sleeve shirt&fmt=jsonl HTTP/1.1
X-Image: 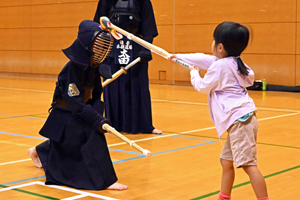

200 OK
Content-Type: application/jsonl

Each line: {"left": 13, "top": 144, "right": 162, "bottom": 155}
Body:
{"left": 177, "top": 53, "right": 257, "bottom": 138}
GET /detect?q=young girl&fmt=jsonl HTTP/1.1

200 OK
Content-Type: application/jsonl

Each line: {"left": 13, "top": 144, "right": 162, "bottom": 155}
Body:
{"left": 170, "top": 21, "right": 270, "bottom": 200}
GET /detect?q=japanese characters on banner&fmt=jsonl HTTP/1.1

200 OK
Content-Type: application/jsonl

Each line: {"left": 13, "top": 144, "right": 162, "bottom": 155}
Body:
{"left": 115, "top": 38, "right": 133, "bottom": 65}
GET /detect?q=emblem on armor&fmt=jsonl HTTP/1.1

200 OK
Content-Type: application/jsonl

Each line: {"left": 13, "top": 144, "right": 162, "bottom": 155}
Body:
{"left": 68, "top": 83, "right": 80, "bottom": 97}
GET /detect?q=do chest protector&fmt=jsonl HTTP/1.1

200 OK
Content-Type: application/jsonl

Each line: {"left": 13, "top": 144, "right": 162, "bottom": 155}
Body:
{"left": 109, "top": 0, "right": 141, "bottom": 34}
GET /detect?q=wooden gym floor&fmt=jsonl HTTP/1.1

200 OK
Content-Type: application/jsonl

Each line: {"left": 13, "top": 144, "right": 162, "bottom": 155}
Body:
{"left": 0, "top": 75, "right": 299, "bottom": 200}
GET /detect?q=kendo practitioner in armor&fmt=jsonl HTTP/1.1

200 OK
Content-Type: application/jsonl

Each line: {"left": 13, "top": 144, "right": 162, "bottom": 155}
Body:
{"left": 93, "top": 0, "right": 162, "bottom": 134}
{"left": 27, "top": 20, "right": 128, "bottom": 191}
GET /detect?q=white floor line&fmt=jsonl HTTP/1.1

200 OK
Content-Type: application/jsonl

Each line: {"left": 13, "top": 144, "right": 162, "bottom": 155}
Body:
{"left": 256, "top": 112, "right": 299, "bottom": 121}
{"left": 0, "top": 158, "right": 32, "bottom": 166}
{"left": 0, "top": 181, "right": 36, "bottom": 192}
{"left": 152, "top": 99, "right": 300, "bottom": 113}
{"left": 0, "top": 181, "right": 119, "bottom": 200}
{"left": 1, "top": 111, "right": 299, "bottom": 168}
{"left": 110, "top": 112, "right": 300, "bottom": 146}
{"left": 62, "top": 194, "right": 88, "bottom": 200}
{"left": 1, "top": 112, "right": 299, "bottom": 167}
{"left": 256, "top": 107, "right": 300, "bottom": 113}
{"left": 1, "top": 86, "right": 299, "bottom": 113}
{"left": 35, "top": 181, "right": 120, "bottom": 200}
{"left": 152, "top": 99, "right": 209, "bottom": 106}
{"left": 0, "top": 140, "right": 32, "bottom": 147}
{"left": 0, "top": 87, "right": 52, "bottom": 93}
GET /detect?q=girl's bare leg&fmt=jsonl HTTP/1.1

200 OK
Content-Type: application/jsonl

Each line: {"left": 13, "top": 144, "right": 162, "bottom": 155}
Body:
{"left": 242, "top": 165, "right": 268, "bottom": 198}
{"left": 220, "top": 158, "right": 235, "bottom": 194}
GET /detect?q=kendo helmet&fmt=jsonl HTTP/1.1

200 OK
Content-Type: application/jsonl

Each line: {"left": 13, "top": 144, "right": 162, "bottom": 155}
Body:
{"left": 62, "top": 20, "right": 114, "bottom": 68}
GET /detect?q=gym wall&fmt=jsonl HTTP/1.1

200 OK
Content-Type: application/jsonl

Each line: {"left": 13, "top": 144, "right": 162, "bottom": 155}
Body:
{"left": 0, "top": 0, "right": 299, "bottom": 86}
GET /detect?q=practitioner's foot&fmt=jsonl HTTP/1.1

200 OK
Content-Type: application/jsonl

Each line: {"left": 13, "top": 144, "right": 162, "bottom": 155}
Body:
{"left": 27, "top": 147, "right": 42, "bottom": 168}
{"left": 107, "top": 182, "right": 128, "bottom": 190}
{"left": 152, "top": 128, "right": 162, "bottom": 135}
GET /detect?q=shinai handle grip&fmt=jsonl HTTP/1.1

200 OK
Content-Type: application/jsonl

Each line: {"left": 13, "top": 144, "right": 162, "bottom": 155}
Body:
{"left": 171, "top": 58, "right": 192, "bottom": 69}
{"left": 102, "top": 123, "right": 151, "bottom": 157}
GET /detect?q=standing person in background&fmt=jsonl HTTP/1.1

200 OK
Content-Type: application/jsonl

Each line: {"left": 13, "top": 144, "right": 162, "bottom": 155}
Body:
{"left": 170, "top": 21, "right": 270, "bottom": 200}
{"left": 93, "top": 0, "right": 162, "bottom": 134}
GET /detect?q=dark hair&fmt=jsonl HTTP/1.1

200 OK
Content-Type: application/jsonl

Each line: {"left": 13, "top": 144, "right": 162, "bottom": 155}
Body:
{"left": 213, "top": 21, "right": 250, "bottom": 76}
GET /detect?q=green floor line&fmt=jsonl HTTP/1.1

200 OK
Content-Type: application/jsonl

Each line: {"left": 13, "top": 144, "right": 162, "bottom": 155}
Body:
{"left": 256, "top": 142, "right": 300, "bottom": 149}
{"left": 0, "top": 184, "right": 59, "bottom": 200}
{"left": 190, "top": 165, "right": 300, "bottom": 200}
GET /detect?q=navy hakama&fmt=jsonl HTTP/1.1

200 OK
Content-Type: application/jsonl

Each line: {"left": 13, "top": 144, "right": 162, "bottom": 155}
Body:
{"left": 94, "top": 0, "right": 158, "bottom": 134}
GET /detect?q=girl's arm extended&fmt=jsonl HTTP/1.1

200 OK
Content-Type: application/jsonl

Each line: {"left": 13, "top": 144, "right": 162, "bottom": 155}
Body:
{"left": 176, "top": 53, "right": 218, "bottom": 70}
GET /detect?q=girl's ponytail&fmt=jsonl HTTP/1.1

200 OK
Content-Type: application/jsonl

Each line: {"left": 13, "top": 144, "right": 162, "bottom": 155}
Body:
{"left": 237, "top": 57, "right": 249, "bottom": 76}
